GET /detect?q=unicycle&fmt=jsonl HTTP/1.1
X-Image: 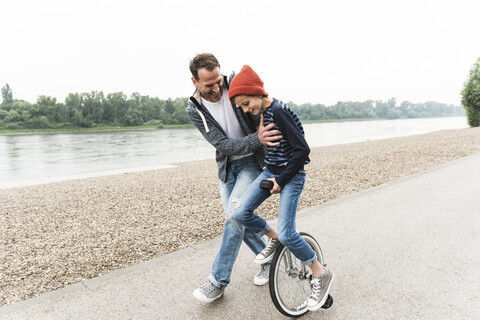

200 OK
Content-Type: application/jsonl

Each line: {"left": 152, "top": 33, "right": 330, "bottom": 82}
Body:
{"left": 268, "top": 232, "right": 333, "bottom": 317}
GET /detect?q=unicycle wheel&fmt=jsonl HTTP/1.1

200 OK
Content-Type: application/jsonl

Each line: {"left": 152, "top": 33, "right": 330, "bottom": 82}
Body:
{"left": 321, "top": 294, "right": 333, "bottom": 309}
{"left": 269, "top": 232, "right": 326, "bottom": 317}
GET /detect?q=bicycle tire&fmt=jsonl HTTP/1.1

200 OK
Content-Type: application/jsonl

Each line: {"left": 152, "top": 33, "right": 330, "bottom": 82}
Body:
{"left": 268, "top": 232, "right": 324, "bottom": 317}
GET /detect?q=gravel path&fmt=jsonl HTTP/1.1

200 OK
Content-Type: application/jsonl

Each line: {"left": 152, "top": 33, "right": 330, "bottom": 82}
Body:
{"left": 1, "top": 127, "right": 480, "bottom": 306}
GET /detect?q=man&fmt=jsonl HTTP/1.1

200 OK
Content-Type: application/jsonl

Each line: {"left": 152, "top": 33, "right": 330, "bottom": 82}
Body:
{"left": 186, "top": 53, "right": 281, "bottom": 303}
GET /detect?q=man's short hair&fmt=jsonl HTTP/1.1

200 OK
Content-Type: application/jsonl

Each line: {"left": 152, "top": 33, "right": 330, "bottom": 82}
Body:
{"left": 189, "top": 53, "right": 220, "bottom": 81}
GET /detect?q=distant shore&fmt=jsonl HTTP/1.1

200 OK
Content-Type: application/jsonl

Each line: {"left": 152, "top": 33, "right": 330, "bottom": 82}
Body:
{"left": 1, "top": 127, "right": 479, "bottom": 307}
{"left": 0, "top": 124, "right": 192, "bottom": 135}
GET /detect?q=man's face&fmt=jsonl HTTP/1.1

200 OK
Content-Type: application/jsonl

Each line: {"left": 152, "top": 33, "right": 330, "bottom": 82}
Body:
{"left": 192, "top": 67, "right": 223, "bottom": 102}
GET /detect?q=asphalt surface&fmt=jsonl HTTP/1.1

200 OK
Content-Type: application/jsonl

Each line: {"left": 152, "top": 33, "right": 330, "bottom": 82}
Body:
{"left": 2, "top": 152, "right": 480, "bottom": 320}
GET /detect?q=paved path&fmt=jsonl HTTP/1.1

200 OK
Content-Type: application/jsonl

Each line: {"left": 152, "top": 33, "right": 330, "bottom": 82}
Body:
{"left": 2, "top": 153, "right": 480, "bottom": 320}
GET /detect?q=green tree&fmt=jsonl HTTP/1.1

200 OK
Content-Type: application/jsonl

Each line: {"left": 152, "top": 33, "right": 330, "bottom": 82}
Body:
{"left": 0, "top": 109, "right": 8, "bottom": 120}
{"left": 172, "top": 98, "right": 189, "bottom": 124}
{"left": 461, "top": 57, "right": 480, "bottom": 127}
{"left": 36, "top": 96, "right": 57, "bottom": 122}
{"left": 123, "top": 107, "right": 143, "bottom": 125}
{"left": 5, "top": 110, "right": 20, "bottom": 123}
{"left": 105, "top": 92, "right": 128, "bottom": 124}
{"left": 387, "top": 97, "right": 397, "bottom": 109}
{"left": 374, "top": 100, "right": 390, "bottom": 118}
{"left": 1, "top": 83, "right": 13, "bottom": 104}
{"left": 386, "top": 108, "right": 401, "bottom": 119}
{"left": 81, "top": 91, "right": 104, "bottom": 124}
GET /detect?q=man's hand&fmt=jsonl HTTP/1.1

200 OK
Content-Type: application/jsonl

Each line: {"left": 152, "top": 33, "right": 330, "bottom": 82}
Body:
{"left": 257, "top": 114, "right": 282, "bottom": 146}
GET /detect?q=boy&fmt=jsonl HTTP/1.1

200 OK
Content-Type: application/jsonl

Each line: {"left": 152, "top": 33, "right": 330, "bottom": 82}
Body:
{"left": 229, "top": 65, "right": 334, "bottom": 311}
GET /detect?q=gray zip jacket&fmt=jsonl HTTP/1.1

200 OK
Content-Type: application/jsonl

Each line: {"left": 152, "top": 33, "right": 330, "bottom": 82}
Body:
{"left": 186, "top": 72, "right": 265, "bottom": 182}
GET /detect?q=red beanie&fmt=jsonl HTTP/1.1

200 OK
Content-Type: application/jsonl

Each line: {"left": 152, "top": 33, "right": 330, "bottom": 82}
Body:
{"left": 228, "top": 65, "right": 269, "bottom": 100}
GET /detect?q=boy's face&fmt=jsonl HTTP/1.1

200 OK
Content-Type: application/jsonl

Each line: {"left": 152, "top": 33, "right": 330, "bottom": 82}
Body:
{"left": 192, "top": 67, "right": 223, "bottom": 102}
{"left": 234, "top": 95, "right": 263, "bottom": 115}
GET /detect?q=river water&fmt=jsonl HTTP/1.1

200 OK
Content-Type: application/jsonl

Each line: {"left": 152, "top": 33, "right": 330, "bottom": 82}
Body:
{"left": 0, "top": 117, "right": 468, "bottom": 189}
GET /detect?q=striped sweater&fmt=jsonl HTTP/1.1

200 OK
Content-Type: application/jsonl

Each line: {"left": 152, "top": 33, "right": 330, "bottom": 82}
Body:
{"left": 263, "top": 99, "right": 310, "bottom": 187}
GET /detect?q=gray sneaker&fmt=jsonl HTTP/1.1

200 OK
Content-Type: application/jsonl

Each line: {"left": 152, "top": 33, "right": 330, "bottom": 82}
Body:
{"left": 307, "top": 266, "right": 334, "bottom": 311}
{"left": 253, "top": 263, "right": 271, "bottom": 286}
{"left": 255, "top": 238, "right": 281, "bottom": 264}
{"left": 193, "top": 281, "right": 225, "bottom": 303}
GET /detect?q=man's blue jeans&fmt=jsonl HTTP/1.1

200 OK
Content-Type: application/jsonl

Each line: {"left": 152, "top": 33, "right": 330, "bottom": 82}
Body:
{"left": 231, "top": 168, "right": 317, "bottom": 265}
{"left": 208, "top": 155, "right": 266, "bottom": 288}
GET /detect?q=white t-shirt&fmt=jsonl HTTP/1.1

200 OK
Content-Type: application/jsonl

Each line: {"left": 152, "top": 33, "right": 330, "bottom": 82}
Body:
{"left": 202, "top": 89, "right": 252, "bottom": 161}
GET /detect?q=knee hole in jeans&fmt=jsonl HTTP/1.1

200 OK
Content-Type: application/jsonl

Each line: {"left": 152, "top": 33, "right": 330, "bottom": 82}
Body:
{"left": 230, "top": 202, "right": 244, "bottom": 222}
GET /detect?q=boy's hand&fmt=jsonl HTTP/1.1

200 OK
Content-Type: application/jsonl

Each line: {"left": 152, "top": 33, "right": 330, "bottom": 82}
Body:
{"left": 258, "top": 114, "right": 282, "bottom": 146}
{"left": 268, "top": 178, "right": 282, "bottom": 194}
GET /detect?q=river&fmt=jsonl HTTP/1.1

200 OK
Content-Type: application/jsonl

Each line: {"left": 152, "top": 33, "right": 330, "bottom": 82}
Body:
{"left": 0, "top": 117, "right": 468, "bottom": 189}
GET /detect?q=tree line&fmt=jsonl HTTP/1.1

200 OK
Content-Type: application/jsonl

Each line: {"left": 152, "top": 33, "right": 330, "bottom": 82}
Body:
{"left": 0, "top": 84, "right": 465, "bottom": 130}
{"left": 0, "top": 85, "right": 189, "bottom": 129}
{"left": 289, "top": 97, "right": 464, "bottom": 121}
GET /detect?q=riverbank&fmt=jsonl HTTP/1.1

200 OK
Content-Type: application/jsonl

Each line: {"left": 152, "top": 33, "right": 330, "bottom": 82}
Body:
{"left": 0, "top": 124, "right": 193, "bottom": 135}
{"left": 1, "top": 127, "right": 480, "bottom": 307}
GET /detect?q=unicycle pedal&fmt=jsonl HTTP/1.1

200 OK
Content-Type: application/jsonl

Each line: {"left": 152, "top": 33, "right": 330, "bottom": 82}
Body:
{"left": 321, "top": 294, "right": 334, "bottom": 309}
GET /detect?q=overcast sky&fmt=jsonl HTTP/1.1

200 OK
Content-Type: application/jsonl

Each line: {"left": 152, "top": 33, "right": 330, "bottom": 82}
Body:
{"left": 2, "top": 0, "right": 479, "bottom": 106}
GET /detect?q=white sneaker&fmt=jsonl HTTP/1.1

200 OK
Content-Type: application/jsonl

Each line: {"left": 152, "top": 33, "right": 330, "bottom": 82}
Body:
{"left": 255, "top": 238, "right": 281, "bottom": 264}
{"left": 193, "top": 281, "right": 225, "bottom": 303}
{"left": 307, "top": 266, "right": 334, "bottom": 311}
{"left": 253, "top": 263, "right": 270, "bottom": 286}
